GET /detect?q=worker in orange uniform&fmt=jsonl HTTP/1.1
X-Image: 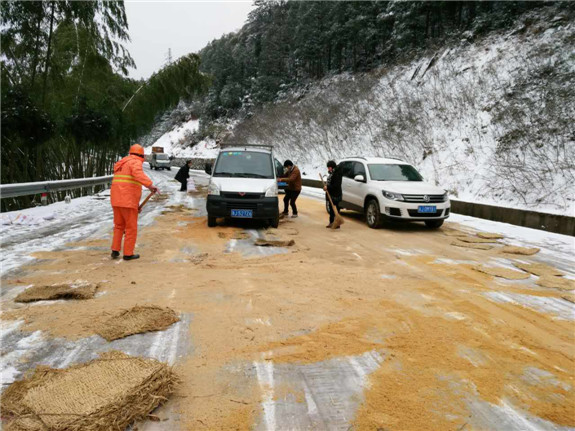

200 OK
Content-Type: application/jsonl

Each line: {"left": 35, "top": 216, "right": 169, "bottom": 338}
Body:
{"left": 110, "top": 144, "right": 158, "bottom": 260}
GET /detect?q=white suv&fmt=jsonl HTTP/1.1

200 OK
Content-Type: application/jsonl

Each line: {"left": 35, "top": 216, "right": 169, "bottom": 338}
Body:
{"left": 336, "top": 157, "right": 450, "bottom": 229}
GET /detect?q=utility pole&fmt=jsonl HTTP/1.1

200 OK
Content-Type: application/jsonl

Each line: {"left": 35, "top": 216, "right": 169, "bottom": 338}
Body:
{"left": 165, "top": 48, "right": 172, "bottom": 66}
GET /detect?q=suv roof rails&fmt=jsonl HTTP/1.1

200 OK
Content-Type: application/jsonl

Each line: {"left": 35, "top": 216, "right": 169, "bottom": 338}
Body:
{"left": 346, "top": 156, "right": 367, "bottom": 160}
{"left": 220, "top": 143, "right": 274, "bottom": 149}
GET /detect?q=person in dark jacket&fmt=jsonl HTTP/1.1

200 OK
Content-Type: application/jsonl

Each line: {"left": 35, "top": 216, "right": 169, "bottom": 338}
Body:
{"left": 175, "top": 160, "right": 193, "bottom": 191}
{"left": 278, "top": 160, "right": 302, "bottom": 218}
{"left": 324, "top": 160, "right": 343, "bottom": 228}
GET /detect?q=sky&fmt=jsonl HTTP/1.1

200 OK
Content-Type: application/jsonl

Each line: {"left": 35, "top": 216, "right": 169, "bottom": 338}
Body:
{"left": 124, "top": 1, "right": 256, "bottom": 80}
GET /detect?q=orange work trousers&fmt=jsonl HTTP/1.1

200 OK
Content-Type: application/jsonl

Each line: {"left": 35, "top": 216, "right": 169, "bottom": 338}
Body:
{"left": 111, "top": 207, "right": 139, "bottom": 256}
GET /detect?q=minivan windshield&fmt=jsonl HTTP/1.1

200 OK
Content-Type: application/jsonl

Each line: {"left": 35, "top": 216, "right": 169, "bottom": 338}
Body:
{"left": 156, "top": 154, "right": 169, "bottom": 160}
{"left": 368, "top": 164, "right": 423, "bottom": 181}
{"left": 213, "top": 151, "right": 274, "bottom": 179}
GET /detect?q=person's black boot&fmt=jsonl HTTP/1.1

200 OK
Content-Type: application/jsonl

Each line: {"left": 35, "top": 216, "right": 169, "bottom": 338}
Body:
{"left": 111, "top": 251, "right": 120, "bottom": 259}
{"left": 123, "top": 254, "right": 140, "bottom": 261}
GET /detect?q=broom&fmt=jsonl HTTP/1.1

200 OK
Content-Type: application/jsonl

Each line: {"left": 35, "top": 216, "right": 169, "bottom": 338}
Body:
{"left": 138, "top": 190, "right": 156, "bottom": 213}
{"left": 319, "top": 174, "right": 344, "bottom": 229}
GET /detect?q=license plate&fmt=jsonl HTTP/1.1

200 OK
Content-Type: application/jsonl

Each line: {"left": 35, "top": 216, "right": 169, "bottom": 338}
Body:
{"left": 231, "top": 209, "right": 253, "bottom": 218}
{"left": 418, "top": 205, "right": 436, "bottom": 213}
{"left": 278, "top": 182, "right": 287, "bottom": 186}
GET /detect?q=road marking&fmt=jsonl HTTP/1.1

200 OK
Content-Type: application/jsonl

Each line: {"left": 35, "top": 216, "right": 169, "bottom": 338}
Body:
{"left": 60, "top": 344, "right": 84, "bottom": 368}
{"left": 303, "top": 384, "right": 319, "bottom": 416}
{"left": 254, "top": 360, "right": 276, "bottom": 431}
{"left": 148, "top": 330, "right": 164, "bottom": 359}
{"left": 167, "top": 321, "right": 181, "bottom": 365}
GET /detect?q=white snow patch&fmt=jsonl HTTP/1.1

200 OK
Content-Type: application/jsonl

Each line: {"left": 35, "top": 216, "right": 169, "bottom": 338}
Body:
{"left": 485, "top": 291, "right": 575, "bottom": 321}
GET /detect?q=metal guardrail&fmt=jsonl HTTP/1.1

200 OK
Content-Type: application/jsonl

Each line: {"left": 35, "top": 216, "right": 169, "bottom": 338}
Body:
{"left": 300, "top": 178, "right": 574, "bottom": 236}
{"left": 0, "top": 175, "right": 113, "bottom": 199}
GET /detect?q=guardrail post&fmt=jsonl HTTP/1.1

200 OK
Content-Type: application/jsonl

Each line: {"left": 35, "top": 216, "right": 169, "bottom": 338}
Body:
{"left": 41, "top": 193, "right": 48, "bottom": 206}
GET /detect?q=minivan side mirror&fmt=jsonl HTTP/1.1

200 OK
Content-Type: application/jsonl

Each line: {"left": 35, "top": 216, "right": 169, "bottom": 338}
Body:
{"left": 205, "top": 163, "right": 212, "bottom": 175}
{"left": 354, "top": 174, "right": 366, "bottom": 183}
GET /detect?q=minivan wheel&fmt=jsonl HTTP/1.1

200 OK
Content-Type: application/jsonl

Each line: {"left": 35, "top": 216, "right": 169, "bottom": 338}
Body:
{"left": 425, "top": 220, "right": 444, "bottom": 229}
{"left": 269, "top": 215, "right": 279, "bottom": 228}
{"left": 207, "top": 216, "right": 217, "bottom": 227}
{"left": 365, "top": 199, "right": 383, "bottom": 229}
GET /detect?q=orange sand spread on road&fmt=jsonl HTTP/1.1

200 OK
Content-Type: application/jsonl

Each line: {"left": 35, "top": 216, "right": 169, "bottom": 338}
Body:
{"left": 2, "top": 195, "right": 573, "bottom": 430}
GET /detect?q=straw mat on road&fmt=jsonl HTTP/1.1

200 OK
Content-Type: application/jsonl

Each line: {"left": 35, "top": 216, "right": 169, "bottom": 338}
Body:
{"left": 458, "top": 236, "right": 500, "bottom": 244}
{"left": 477, "top": 232, "right": 504, "bottom": 239}
{"left": 501, "top": 246, "right": 540, "bottom": 255}
{"left": 96, "top": 305, "right": 179, "bottom": 341}
{"left": 537, "top": 276, "right": 575, "bottom": 291}
{"left": 472, "top": 265, "right": 531, "bottom": 280}
{"left": 450, "top": 240, "right": 492, "bottom": 250}
{"left": 514, "top": 262, "right": 564, "bottom": 277}
{"left": 1, "top": 351, "right": 176, "bottom": 431}
{"left": 255, "top": 239, "right": 295, "bottom": 247}
{"left": 14, "top": 282, "right": 98, "bottom": 303}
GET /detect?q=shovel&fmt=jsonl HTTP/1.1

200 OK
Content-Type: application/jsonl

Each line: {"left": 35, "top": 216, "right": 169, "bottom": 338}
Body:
{"left": 138, "top": 190, "right": 156, "bottom": 213}
{"left": 319, "top": 174, "right": 344, "bottom": 229}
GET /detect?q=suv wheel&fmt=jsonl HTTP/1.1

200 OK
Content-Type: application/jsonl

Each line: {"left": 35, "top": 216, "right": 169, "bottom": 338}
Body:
{"left": 365, "top": 199, "right": 383, "bottom": 229}
{"left": 425, "top": 220, "right": 444, "bottom": 229}
{"left": 207, "top": 216, "right": 217, "bottom": 227}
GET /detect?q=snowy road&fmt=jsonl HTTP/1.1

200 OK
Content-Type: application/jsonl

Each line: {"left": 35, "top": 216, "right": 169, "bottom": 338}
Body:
{"left": 1, "top": 167, "right": 574, "bottom": 430}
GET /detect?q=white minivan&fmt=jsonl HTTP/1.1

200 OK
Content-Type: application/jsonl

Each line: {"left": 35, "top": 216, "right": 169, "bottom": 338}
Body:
{"left": 205, "top": 145, "right": 283, "bottom": 228}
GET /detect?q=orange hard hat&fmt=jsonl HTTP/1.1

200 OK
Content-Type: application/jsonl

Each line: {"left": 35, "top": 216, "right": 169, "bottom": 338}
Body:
{"left": 129, "top": 144, "right": 144, "bottom": 156}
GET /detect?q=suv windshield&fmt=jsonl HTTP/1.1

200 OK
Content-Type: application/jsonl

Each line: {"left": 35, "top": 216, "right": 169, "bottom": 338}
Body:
{"left": 213, "top": 151, "right": 274, "bottom": 179}
{"left": 368, "top": 164, "right": 423, "bottom": 181}
{"left": 156, "top": 154, "right": 169, "bottom": 160}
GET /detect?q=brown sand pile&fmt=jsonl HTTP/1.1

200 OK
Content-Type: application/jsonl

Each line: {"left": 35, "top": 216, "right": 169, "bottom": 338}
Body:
{"left": 255, "top": 239, "right": 295, "bottom": 247}
{"left": 537, "top": 277, "right": 575, "bottom": 291}
{"left": 14, "top": 282, "right": 98, "bottom": 303}
{"left": 514, "top": 262, "right": 564, "bottom": 277}
{"left": 451, "top": 240, "right": 493, "bottom": 250}
{"left": 477, "top": 232, "right": 505, "bottom": 239}
{"left": 1, "top": 351, "right": 176, "bottom": 431}
{"left": 501, "top": 246, "right": 540, "bottom": 255}
{"left": 190, "top": 253, "right": 208, "bottom": 264}
{"left": 458, "top": 236, "right": 500, "bottom": 244}
{"left": 472, "top": 265, "right": 531, "bottom": 280}
{"left": 232, "top": 232, "right": 250, "bottom": 240}
{"left": 96, "top": 305, "right": 179, "bottom": 341}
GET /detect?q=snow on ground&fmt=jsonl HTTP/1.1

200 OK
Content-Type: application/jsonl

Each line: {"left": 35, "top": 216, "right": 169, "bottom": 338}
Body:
{"left": 0, "top": 165, "right": 185, "bottom": 278}
{"left": 219, "top": 10, "right": 574, "bottom": 217}
{"left": 143, "top": 119, "right": 201, "bottom": 157}
{"left": 2, "top": 170, "right": 572, "bottom": 279}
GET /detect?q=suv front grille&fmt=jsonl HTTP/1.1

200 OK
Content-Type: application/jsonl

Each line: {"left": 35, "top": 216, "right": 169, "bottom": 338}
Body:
{"left": 402, "top": 194, "right": 446, "bottom": 203}
{"left": 407, "top": 209, "right": 443, "bottom": 218}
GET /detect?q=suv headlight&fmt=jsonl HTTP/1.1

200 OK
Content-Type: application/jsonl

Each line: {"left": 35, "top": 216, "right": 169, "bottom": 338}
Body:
{"left": 265, "top": 183, "right": 278, "bottom": 197}
{"left": 382, "top": 190, "right": 404, "bottom": 201}
{"left": 208, "top": 182, "right": 220, "bottom": 196}
{"left": 443, "top": 191, "right": 449, "bottom": 201}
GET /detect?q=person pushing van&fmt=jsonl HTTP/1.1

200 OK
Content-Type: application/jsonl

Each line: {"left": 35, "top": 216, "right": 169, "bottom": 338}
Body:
{"left": 278, "top": 160, "right": 302, "bottom": 218}
{"left": 110, "top": 144, "right": 158, "bottom": 260}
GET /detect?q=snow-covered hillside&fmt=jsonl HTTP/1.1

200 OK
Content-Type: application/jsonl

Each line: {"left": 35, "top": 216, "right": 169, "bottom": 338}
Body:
{"left": 150, "top": 7, "right": 575, "bottom": 216}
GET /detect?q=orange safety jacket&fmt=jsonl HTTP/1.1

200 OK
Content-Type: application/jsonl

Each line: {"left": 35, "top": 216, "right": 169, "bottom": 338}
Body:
{"left": 110, "top": 155, "right": 153, "bottom": 209}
